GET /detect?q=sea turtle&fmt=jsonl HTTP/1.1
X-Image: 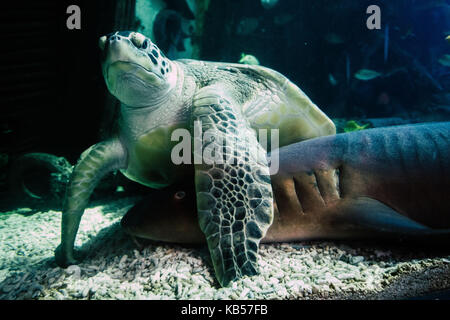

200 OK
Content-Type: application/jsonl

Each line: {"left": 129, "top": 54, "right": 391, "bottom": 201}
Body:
{"left": 55, "top": 31, "right": 335, "bottom": 287}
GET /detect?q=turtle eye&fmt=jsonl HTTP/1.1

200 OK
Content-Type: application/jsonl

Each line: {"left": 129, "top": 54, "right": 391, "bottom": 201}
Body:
{"left": 130, "top": 32, "right": 146, "bottom": 48}
{"left": 174, "top": 191, "right": 186, "bottom": 200}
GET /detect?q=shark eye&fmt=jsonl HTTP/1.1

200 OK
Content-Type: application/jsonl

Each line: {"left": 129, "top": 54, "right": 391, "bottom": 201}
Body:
{"left": 174, "top": 191, "right": 186, "bottom": 200}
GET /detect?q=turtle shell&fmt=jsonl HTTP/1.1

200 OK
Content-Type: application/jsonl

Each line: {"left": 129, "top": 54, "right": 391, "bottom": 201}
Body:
{"left": 181, "top": 59, "right": 336, "bottom": 147}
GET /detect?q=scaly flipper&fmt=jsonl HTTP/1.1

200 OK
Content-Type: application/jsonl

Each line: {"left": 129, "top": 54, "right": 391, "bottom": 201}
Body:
{"left": 192, "top": 85, "right": 274, "bottom": 287}
{"left": 55, "top": 138, "right": 127, "bottom": 267}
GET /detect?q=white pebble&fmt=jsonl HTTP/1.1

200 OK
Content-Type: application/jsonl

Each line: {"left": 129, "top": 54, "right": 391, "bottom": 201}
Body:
{"left": 269, "top": 277, "right": 279, "bottom": 285}
{"left": 240, "top": 287, "right": 250, "bottom": 298}
{"left": 66, "top": 265, "right": 81, "bottom": 279}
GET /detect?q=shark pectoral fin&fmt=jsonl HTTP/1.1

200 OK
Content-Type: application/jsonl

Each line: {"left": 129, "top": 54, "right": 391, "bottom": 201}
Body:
{"left": 192, "top": 86, "right": 274, "bottom": 287}
{"left": 334, "top": 197, "right": 429, "bottom": 233}
{"left": 330, "top": 197, "right": 450, "bottom": 243}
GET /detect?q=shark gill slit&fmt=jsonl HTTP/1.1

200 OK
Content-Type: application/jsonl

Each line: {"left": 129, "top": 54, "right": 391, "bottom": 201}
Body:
{"left": 292, "top": 176, "right": 305, "bottom": 215}
{"left": 312, "top": 170, "right": 327, "bottom": 206}
{"left": 335, "top": 165, "right": 343, "bottom": 199}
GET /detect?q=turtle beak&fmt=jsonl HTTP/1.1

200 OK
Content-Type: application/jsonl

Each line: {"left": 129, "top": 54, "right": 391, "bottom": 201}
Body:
{"left": 99, "top": 36, "right": 107, "bottom": 51}
{"left": 99, "top": 32, "right": 145, "bottom": 52}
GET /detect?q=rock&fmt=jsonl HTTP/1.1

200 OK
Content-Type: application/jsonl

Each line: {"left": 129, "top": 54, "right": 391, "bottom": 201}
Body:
{"left": 269, "top": 277, "right": 279, "bottom": 285}
{"left": 240, "top": 287, "right": 250, "bottom": 298}
{"left": 81, "top": 287, "right": 89, "bottom": 298}
{"left": 277, "top": 287, "right": 288, "bottom": 296}
{"left": 272, "top": 271, "right": 285, "bottom": 279}
{"left": 16, "top": 208, "right": 33, "bottom": 215}
{"left": 150, "top": 271, "right": 160, "bottom": 282}
{"left": 119, "top": 255, "right": 128, "bottom": 267}
{"left": 337, "top": 273, "right": 358, "bottom": 280}
{"left": 65, "top": 265, "right": 81, "bottom": 279}
{"left": 351, "top": 256, "right": 365, "bottom": 264}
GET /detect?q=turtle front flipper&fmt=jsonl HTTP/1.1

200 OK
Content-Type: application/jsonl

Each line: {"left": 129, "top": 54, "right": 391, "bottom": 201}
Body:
{"left": 191, "top": 85, "right": 274, "bottom": 287}
{"left": 55, "top": 138, "right": 127, "bottom": 267}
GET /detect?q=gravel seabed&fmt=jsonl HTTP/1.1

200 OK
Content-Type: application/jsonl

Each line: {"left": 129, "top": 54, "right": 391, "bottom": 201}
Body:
{"left": 1, "top": 197, "right": 450, "bottom": 300}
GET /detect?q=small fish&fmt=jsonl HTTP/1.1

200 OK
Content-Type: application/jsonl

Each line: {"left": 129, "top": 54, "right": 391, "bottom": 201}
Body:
{"left": 344, "top": 120, "right": 370, "bottom": 133}
{"left": 328, "top": 74, "right": 338, "bottom": 86}
{"left": 438, "top": 54, "right": 450, "bottom": 67}
{"left": 354, "top": 69, "right": 382, "bottom": 81}
{"left": 354, "top": 68, "right": 407, "bottom": 81}
{"left": 325, "top": 33, "right": 345, "bottom": 45}
{"left": 446, "top": 35, "right": 450, "bottom": 43}
{"left": 239, "top": 53, "right": 260, "bottom": 65}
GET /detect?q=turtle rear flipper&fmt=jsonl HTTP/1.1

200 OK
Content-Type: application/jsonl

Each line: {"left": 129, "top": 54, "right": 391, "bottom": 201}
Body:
{"left": 55, "top": 138, "right": 127, "bottom": 267}
{"left": 192, "top": 85, "right": 274, "bottom": 287}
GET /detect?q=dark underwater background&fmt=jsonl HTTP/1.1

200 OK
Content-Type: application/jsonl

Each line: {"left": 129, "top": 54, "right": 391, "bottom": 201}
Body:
{"left": 0, "top": 0, "right": 449, "bottom": 301}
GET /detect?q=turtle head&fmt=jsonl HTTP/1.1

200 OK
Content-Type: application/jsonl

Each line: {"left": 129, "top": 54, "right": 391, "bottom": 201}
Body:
{"left": 99, "top": 31, "right": 176, "bottom": 108}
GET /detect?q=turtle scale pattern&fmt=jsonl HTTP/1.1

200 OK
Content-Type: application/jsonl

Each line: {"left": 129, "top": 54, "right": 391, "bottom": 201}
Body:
{"left": 192, "top": 91, "right": 273, "bottom": 285}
